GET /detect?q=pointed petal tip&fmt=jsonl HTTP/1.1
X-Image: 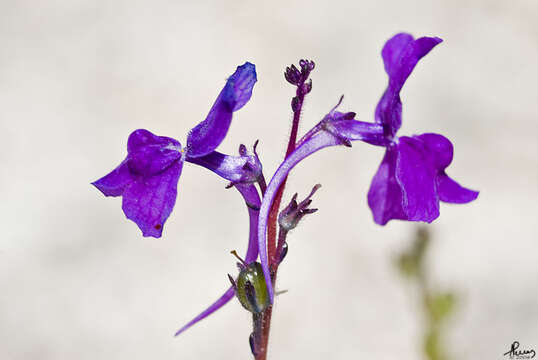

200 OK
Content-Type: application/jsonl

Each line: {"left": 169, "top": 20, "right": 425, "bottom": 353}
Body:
{"left": 470, "top": 190, "right": 479, "bottom": 200}
{"left": 437, "top": 171, "right": 479, "bottom": 204}
{"left": 239, "top": 61, "right": 256, "bottom": 75}
{"left": 92, "top": 161, "right": 133, "bottom": 197}
{"left": 174, "top": 287, "right": 236, "bottom": 337}
{"left": 91, "top": 181, "right": 108, "bottom": 196}
{"left": 174, "top": 323, "right": 191, "bottom": 337}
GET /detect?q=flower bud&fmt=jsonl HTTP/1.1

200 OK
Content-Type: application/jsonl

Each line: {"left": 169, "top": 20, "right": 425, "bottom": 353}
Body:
{"left": 278, "top": 184, "right": 321, "bottom": 231}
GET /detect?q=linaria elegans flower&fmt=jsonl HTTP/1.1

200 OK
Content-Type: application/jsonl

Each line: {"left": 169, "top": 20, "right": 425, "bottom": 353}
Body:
{"left": 367, "top": 33, "right": 479, "bottom": 225}
{"left": 92, "top": 62, "right": 258, "bottom": 237}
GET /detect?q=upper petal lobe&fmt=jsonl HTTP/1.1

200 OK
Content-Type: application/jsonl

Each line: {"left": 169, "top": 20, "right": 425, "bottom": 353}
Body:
{"left": 127, "top": 129, "right": 182, "bottom": 176}
{"left": 375, "top": 33, "right": 443, "bottom": 137}
{"left": 187, "top": 62, "right": 257, "bottom": 158}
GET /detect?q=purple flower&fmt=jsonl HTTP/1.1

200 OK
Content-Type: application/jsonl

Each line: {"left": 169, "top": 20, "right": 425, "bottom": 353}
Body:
{"left": 368, "top": 33, "right": 479, "bottom": 225}
{"left": 92, "top": 62, "right": 258, "bottom": 237}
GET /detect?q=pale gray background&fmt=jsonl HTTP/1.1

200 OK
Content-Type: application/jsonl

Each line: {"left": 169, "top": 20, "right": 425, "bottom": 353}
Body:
{"left": 1, "top": 0, "right": 536, "bottom": 359}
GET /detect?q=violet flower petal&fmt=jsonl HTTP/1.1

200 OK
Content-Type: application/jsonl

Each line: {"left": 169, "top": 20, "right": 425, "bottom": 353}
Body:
{"left": 375, "top": 34, "right": 443, "bottom": 137}
{"left": 368, "top": 133, "right": 478, "bottom": 224}
{"left": 187, "top": 62, "right": 257, "bottom": 158}
{"left": 92, "top": 160, "right": 132, "bottom": 197}
{"left": 93, "top": 129, "right": 184, "bottom": 238}
{"left": 122, "top": 160, "right": 184, "bottom": 238}
{"left": 395, "top": 136, "right": 440, "bottom": 222}
{"left": 416, "top": 133, "right": 479, "bottom": 203}
{"left": 414, "top": 133, "right": 453, "bottom": 169}
{"left": 380, "top": 33, "right": 414, "bottom": 76}
{"left": 437, "top": 174, "right": 479, "bottom": 203}
{"left": 258, "top": 120, "right": 384, "bottom": 302}
{"left": 367, "top": 146, "right": 406, "bottom": 225}
{"left": 127, "top": 129, "right": 182, "bottom": 176}
{"left": 174, "top": 184, "right": 261, "bottom": 336}
{"left": 368, "top": 136, "right": 440, "bottom": 224}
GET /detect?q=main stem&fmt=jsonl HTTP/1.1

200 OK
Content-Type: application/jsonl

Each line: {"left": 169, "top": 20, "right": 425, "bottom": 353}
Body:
{"left": 253, "top": 77, "right": 307, "bottom": 360}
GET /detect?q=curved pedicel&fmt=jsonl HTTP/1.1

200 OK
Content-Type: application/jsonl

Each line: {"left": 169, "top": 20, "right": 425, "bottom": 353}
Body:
{"left": 175, "top": 183, "right": 261, "bottom": 336}
{"left": 257, "top": 120, "right": 385, "bottom": 302}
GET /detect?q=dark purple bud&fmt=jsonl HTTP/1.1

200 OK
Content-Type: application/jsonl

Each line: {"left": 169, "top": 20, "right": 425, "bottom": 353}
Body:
{"left": 299, "top": 59, "right": 315, "bottom": 82}
{"left": 284, "top": 70, "right": 294, "bottom": 85}
{"left": 285, "top": 68, "right": 299, "bottom": 85}
{"left": 284, "top": 64, "right": 301, "bottom": 85}
{"left": 285, "top": 59, "right": 315, "bottom": 86}
{"left": 278, "top": 184, "right": 321, "bottom": 231}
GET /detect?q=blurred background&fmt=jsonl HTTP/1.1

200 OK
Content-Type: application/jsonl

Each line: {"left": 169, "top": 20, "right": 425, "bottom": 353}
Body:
{"left": 1, "top": 0, "right": 537, "bottom": 359}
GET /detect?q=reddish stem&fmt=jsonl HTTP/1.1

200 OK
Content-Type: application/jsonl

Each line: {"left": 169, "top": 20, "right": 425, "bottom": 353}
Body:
{"left": 267, "top": 86, "right": 304, "bottom": 261}
{"left": 254, "top": 72, "right": 308, "bottom": 360}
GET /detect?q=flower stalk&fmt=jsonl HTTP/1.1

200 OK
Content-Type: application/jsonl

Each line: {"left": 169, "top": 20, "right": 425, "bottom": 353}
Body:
{"left": 250, "top": 59, "right": 316, "bottom": 360}
{"left": 91, "top": 34, "right": 479, "bottom": 359}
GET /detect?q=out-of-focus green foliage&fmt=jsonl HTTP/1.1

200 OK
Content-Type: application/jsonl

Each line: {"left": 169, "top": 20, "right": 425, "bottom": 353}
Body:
{"left": 396, "top": 227, "right": 428, "bottom": 277}
{"left": 395, "top": 227, "right": 457, "bottom": 360}
{"left": 428, "top": 293, "right": 456, "bottom": 324}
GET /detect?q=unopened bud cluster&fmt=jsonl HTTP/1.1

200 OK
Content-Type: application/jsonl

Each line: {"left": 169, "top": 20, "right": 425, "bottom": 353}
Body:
{"left": 278, "top": 184, "right": 321, "bottom": 231}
